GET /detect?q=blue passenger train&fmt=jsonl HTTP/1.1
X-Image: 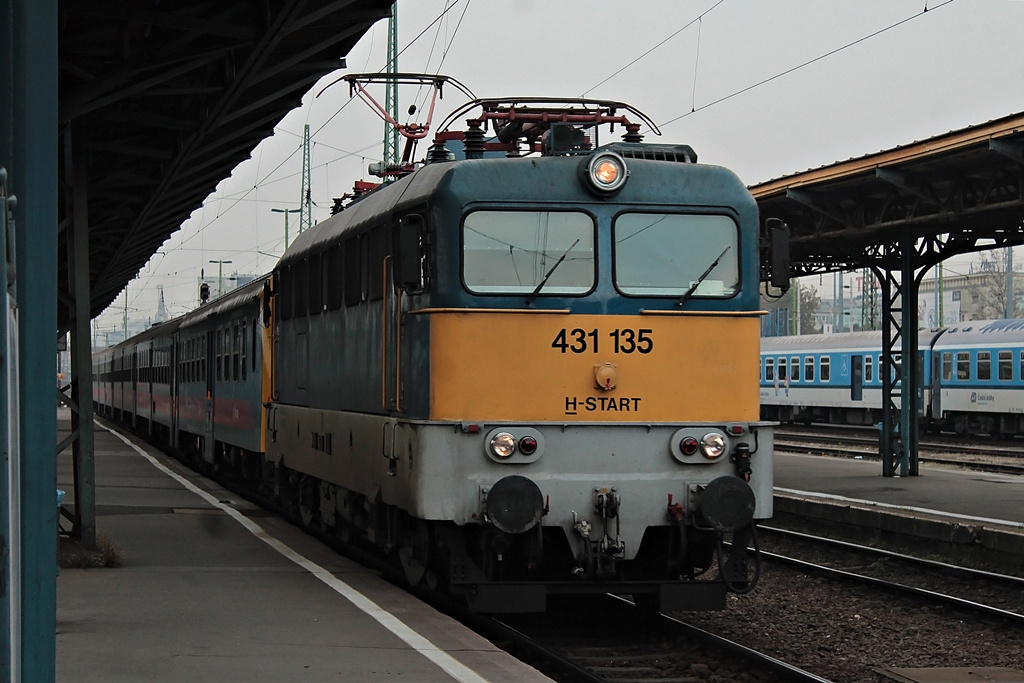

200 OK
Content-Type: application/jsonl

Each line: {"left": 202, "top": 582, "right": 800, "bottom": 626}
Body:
{"left": 761, "top": 319, "right": 1024, "bottom": 437}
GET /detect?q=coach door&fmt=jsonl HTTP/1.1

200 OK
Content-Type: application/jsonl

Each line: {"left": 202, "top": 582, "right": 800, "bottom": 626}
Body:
{"left": 850, "top": 355, "right": 863, "bottom": 401}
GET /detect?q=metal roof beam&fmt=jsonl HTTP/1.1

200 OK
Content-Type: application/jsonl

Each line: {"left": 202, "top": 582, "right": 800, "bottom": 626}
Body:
{"left": 990, "top": 138, "right": 1024, "bottom": 164}
{"left": 61, "top": 46, "right": 236, "bottom": 122}
{"left": 875, "top": 167, "right": 952, "bottom": 212}
{"left": 786, "top": 188, "right": 854, "bottom": 229}
{"left": 63, "top": 1, "right": 258, "bottom": 40}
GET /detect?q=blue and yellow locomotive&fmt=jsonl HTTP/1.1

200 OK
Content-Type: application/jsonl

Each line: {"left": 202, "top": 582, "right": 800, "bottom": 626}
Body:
{"left": 96, "top": 90, "right": 775, "bottom": 612}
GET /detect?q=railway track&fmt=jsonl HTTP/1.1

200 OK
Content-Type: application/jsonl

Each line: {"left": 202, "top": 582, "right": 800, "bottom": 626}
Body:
{"left": 775, "top": 427, "right": 1024, "bottom": 474}
{"left": 471, "top": 594, "right": 832, "bottom": 683}
{"left": 755, "top": 525, "right": 1024, "bottom": 625}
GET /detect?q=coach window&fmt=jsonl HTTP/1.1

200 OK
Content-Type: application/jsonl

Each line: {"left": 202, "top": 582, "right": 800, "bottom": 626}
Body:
{"left": 865, "top": 355, "right": 873, "bottom": 383}
{"left": 233, "top": 322, "right": 241, "bottom": 381}
{"left": 942, "top": 352, "right": 952, "bottom": 381}
{"left": 999, "top": 350, "right": 1012, "bottom": 380}
{"left": 615, "top": 213, "right": 738, "bottom": 298}
{"left": 463, "top": 210, "right": 595, "bottom": 295}
{"left": 1020, "top": 351, "right": 1024, "bottom": 381}
{"left": 777, "top": 357, "right": 788, "bottom": 383}
{"left": 956, "top": 351, "right": 971, "bottom": 380}
{"left": 978, "top": 351, "right": 991, "bottom": 381}
{"left": 804, "top": 356, "right": 815, "bottom": 382}
{"left": 789, "top": 356, "right": 800, "bottom": 382}
{"left": 765, "top": 357, "right": 774, "bottom": 382}
{"left": 820, "top": 356, "right": 830, "bottom": 382}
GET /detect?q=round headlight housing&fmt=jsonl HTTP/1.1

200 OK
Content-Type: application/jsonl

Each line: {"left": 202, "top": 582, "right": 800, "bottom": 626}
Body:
{"left": 490, "top": 432, "right": 517, "bottom": 459}
{"left": 701, "top": 432, "right": 727, "bottom": 459}
{"left": 581, "top": 152, "right": 628, "bottom": 195}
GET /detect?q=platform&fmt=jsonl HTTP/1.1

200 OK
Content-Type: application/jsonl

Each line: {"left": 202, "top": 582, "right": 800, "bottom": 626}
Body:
{"left": 773, "top": 452, "right": 1024, "bottom": 563}
{"left": 56, "top": 409, "right": 551, "bottom": 682}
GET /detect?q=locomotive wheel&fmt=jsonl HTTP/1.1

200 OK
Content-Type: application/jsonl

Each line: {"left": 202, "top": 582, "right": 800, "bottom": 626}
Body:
{"left": 298, "top": 476, "right": 321, "bottom": 531}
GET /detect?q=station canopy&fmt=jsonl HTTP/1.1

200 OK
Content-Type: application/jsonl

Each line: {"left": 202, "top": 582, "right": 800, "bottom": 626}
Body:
{"left": 57, "top": 0, "right": 394, "bottom": 332}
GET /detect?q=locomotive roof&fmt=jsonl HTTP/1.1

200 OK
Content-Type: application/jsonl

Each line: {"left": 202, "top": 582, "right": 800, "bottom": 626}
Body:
{"left": 276, "top": 146, "right": 755, "bottom": 271}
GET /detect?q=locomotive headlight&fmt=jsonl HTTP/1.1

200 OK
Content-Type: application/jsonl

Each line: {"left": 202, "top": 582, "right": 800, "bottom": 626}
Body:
{"left": 700, "top": 433, "right": 727, "bottom": 459}
{"left": 490, "top": 432, "right": 517, "bottom": 458}
{"left": 680, "top": 436, "right": 699, "bottom": 456}
{"left": 581, "top": 152, "right": 629, "bottom": 195}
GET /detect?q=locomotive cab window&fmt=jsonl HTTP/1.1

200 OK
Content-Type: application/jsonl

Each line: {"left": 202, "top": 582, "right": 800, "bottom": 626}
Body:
{"left": 462, "top": 210, "right": 595, "bottom": 295}
{"left": 614, "top": 213, "right": 739, "bottom": 297}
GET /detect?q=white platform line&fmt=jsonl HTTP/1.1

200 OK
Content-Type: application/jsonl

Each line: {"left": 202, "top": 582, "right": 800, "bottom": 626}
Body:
{"left": 775, "top": 486, "right": 1024, "bottom": 530}
{"left": 100, "top": 423, "right": 489, "bottom": 683}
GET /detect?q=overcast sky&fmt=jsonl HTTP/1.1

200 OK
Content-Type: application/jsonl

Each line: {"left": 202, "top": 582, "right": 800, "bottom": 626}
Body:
{"left": 94, "top": 0, "right": 1024, "bottom": 334}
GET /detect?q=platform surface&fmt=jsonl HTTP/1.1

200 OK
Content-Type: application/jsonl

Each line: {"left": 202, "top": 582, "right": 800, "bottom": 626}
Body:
{"left": 56, "top": 410, "right": 551, "bottom": 682}
{"left": 774, "top": 451, "right": 1024, "bottom": 530}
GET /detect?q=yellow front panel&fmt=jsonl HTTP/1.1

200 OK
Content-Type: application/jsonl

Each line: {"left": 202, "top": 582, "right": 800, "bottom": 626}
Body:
{"left": 428, "top": 311, "right": 761, "bottom": 422}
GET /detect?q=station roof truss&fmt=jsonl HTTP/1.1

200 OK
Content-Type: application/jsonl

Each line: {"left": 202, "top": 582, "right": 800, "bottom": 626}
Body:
{"left": 752, "top": 112, "right": 1024, "bottom": 277}
{"left": 56, "top": 0, "right": 394, "bottom": 332}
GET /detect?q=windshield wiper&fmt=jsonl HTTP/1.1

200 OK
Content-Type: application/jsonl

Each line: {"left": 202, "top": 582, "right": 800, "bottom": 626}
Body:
{"left": 676, "top": 246, "right": 730, "bottom": 307}
{"left": 525, "top": 238, "right": 580, "bottom": 305}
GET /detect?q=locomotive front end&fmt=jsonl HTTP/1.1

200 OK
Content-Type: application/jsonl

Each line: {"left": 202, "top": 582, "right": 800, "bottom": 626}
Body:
{"left": 397, "top": 110, "right": 774, "bottom": 611}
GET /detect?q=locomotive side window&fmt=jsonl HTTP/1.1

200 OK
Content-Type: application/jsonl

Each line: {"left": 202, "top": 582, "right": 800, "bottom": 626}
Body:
{"left": 765, "top": 357, "right": 775, "bottom": 382}
{"left": 327, "top": 245, "right": 343, "bottom": 310}
{"left": 309, "top": 252, "right": 323, "bottom": 314}
{"left": 368, "top": 227, "right": 387, "bottom": 301}
{"left": 805, "top": 356, "right": 815, "bottom": 382}
{"left": 942, "top": 352, "right": 952, "bottom": 380}
{"left": 462, "top": 210, "right": 594, "bottom": 294}
{"left": 789, "top": 356, "right": 800, "bottom": 382}
{"left": 820, "top": 356, "right": 830, "bottom": 382}
{"left": 294, "top": 258, "right": 308, "bottom": 318}
{"left": 999, "top": 350, "right": 1012, "bottom": 380}
{"left": 279, "top": 266, "right": 293, "bottom": 321}
{"left": 956, "top": 352, "right": 971, "bottom": 380}
{"left": 977, "top": 351, "right": 991, "bottom": 381}
{"left": 614, "top": 213, "right": 738, "bottom": 297}
{"left": 344, "top": 236, "right": 362, "bottom": 306}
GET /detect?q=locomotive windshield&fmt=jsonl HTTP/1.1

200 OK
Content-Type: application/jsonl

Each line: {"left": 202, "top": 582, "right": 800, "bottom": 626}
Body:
{"left": 614, "top": 213, "right": 739, "bottom": 298}
{"left": 462, "top": 210, "right": 595, "bottom": 294}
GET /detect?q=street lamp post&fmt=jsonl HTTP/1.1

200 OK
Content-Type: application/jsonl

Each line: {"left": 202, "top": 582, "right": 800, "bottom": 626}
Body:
{"left": 209, "top": 259, "right": 233, "bottom": 297}
{"left": 271, "top": 207, "right": 301, "bottom": 250}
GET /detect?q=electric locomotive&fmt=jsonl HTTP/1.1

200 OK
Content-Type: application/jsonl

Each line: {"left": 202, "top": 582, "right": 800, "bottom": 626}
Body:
{"left": 264, "top": 83, "right": 773, "bottom": 612}
{"left": 95, "top": 81, "right": 778, "bottom": 613}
